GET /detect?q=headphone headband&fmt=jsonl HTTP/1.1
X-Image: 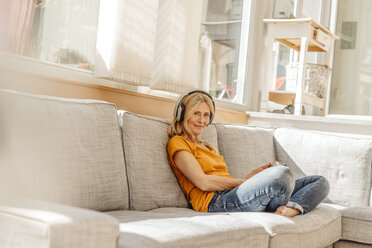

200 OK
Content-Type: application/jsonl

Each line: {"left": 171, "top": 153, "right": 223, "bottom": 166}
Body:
{"left": 173, "top": 90, "right": 215, "bottom": 124}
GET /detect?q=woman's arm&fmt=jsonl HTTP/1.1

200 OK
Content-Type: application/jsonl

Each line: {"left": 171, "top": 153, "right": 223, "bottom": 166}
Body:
{"left": 173, "top": 151, "right": 244, "bottom": 192}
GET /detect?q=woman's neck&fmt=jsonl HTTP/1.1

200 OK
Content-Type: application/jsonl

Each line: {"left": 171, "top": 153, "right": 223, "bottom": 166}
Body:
{"left": 183, "top": 135, "right": 211, "bottom": 151}
{"left": 183, "top": 134, "right": 200, "bottom": 144}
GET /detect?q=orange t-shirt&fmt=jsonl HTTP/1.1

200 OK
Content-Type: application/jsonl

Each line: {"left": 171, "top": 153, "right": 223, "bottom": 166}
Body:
{"left": 167, "top": 135, "right": 233, "bottom": 212}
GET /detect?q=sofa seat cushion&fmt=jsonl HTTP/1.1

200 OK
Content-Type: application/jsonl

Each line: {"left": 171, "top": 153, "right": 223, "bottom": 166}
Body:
{"left": 119, "top": 111, "right": 219, "bottom": 211}
{"left": 107, "top": 205, "right": 340, "bottom": 248}
{"left": 215, "top": 124, "right": 276, "bottom": 179}
{"left": 339, "top": 207, "right": 372, "bottom": 244}
{"left": 258, "top": 204, "right": 341, "bottom": 248}
{"left": 106, "top": 208, "right": 269, "bottom": 248}
{"left": 274, "top": 127, "right": 372, "bottom": 207}
{"left": 0, "top": 89, "right": 128, "bottom": 211}
{"left": 334, "top": 240, "right": 372, "bottom": 248}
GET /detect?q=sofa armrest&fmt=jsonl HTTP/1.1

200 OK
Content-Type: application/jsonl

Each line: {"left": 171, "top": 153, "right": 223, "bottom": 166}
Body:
{"left": 339, "top": 206, "right": 372, "bottom": 244}
{"left": 0, "top": 197, "right": 119, "bottom": 248}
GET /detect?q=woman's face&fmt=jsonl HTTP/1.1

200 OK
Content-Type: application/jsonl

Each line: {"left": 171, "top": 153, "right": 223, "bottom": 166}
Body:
{"left": 186, "top": 102, "right": 211, "bottom": 138}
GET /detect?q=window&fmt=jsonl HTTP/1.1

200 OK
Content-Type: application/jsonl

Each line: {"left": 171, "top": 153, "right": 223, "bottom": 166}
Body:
{"left": 2, "top": 0, "right": 253, "bottom": 107}
{"left": 329, "top": 0, "right": 372, "bottom": 116}
{"left": 199, "top": 0, "right": 250, "bottom": 103}
{"left": 0, "top": 0, "right": 100, "bottom": 71}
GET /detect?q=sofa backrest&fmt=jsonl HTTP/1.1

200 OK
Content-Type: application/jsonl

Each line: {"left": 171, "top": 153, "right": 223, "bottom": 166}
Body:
{"left": 119, "top": 111, "right": 219, "bottom": 211}
{"left": 0, "top": 89, "right": 129, "bottom": 211}
{"left": 274, "top": 127, "right": 372, "bottom": 207}
{"left": 215, "top": 123, "right": 276, "bottom": 179}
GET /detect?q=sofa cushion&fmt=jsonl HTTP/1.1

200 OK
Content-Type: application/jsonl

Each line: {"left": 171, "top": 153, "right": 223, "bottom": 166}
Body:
{"left": 106, "top": 208, "right": 269, "bottom": 248}
{"left": 274, "top": 127, "right": 372, "bottom": 207}
{"left": 334, "top": 240, "right": 372, "bottom": 248}
{"left": 0, "top": 89, "right": 128, "bottom": 211}
{"left": 339, "top": 207, "right": 372, "bottom": 244}
{"left": 260, "top": 204, "right": 341, "bottom": 248}
{"left": 106, "top": 205, "right": 340, "bottom": 248}
{"left": 215, "top": 123, "right": 276, "bottom": 179}
{"left": 0, "top": 197, "right": 119, "bottom": 248}
{"left": 119, "top": 111, "right": 219, "bottom": 211}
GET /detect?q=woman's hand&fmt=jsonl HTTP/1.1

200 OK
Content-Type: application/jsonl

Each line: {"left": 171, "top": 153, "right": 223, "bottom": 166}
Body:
{"left": 243, "top": 162, "right": 272, "bottom": 181}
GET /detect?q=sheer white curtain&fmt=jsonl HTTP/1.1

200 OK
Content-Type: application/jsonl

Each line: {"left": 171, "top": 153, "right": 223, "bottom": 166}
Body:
{"left": 0, "top": 0, "right": 37, "bottom": 55}
{"left": 150, "top": 0, "right": 204, "bottom": 92}
{"left": 95, "top": 0, "right": 158, "bottom": 85}
{"left": 95, "top": 0, "right": 204, "bottom": 92}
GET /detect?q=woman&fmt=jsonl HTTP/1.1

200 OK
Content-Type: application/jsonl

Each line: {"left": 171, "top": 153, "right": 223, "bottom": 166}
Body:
{"left": 167, "top": 90, "right": 329, "bottom": 217}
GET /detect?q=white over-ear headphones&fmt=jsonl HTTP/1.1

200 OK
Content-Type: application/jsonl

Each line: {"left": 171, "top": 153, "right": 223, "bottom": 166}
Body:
{"left": 173, "top": 90, "right": 215, "bottom": 125}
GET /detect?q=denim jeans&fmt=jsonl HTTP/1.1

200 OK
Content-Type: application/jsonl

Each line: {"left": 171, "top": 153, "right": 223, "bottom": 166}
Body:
{"left": 208, "top": 166, "right": 330, "bottom": 214}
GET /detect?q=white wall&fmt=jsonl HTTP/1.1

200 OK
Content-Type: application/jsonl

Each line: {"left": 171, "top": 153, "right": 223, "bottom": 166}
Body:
{"left": 329, "top": 0, "right": 372, "bottom": 116}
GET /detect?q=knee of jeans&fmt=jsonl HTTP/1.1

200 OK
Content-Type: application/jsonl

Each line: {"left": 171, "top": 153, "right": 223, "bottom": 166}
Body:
{"left": 268, "top": 178, "right": 293, "bottom": 198}
{"left": 280, "top": 167, "right": 295, "bottom": 192}
{"left": 269, "top": 168, "right": 294, "bottom": 191}
{"left": 275, "top": 166, "right": 294, "bottom": 186}
{"left": 318, "top": 176, "right": 330, "bottom": 195}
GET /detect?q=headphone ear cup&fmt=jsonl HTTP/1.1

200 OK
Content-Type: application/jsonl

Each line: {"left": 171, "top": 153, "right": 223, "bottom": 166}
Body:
{"left": 176, "top": 103, "right": 185, "bottom": 121}
{"left": 175, "top": 104, "right": 181, "bottom": 121}
{"left": 209, "top": 113, "right": 213, "bottom": 125}
{"left": 178, "top": 103, "right": 186, "bottom": 122}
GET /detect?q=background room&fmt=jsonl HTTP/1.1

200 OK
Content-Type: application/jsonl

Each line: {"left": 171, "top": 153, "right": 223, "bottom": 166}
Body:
{"left": 0, "top": 0, "right": 371, "bottom": 134}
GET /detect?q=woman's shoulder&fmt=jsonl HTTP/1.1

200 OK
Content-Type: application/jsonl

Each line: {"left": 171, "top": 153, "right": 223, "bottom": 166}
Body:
{"left": 167, "top": 135, "right": 194, "bottom": 155}
{"left": 168, "top": 135, "right": 193, "bottom": 149}
{"left": 168, "top": 135, "right": 183, "bottom": 142}
{"left": 169, "top": 135, "right": 185, "bottom": 141}
{"left": 168, "top": 135, "right": 190, "bottom": 147}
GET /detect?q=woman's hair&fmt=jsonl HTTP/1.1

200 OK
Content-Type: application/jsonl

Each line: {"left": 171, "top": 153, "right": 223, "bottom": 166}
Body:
{"left": 168, "top": 92, "right": 215, "bottom": 150}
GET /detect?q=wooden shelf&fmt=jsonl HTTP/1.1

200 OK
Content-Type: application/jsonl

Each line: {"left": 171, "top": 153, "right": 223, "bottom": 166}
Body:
{"left": 275, "top": 38, "right": 328, "bottom": 52}
{"left": 269, "top": 90, "right": 325, "bottom": 109}
{"left": 269, "top": 91, "right": 295, "bottom": 105}
{"left": 262, "top": 18, "right": 339, "bottom": 115}
{"left": 263, "top": 18, "right": 339, "bottom": 40}
{"left": 263, "top": 18, "right": 339, "bottom": 53}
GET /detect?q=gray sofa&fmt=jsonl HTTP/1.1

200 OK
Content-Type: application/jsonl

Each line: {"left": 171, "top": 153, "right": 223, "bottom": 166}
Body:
{"left": 0, "top": 89, "right": 371, "bottom": 248}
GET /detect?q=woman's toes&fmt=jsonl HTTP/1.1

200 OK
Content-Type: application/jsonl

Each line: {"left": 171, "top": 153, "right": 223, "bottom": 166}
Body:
{"left": 275, "top": 206, "right": 287, "bottom": 216}
{"left": 275, "top": 206, "right": 300, "bottom": 217}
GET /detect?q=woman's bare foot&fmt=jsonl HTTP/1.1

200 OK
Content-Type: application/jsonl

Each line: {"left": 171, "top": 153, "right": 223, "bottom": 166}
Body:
{"left": 275, "top": 206, "right": 300, "bottom": 217}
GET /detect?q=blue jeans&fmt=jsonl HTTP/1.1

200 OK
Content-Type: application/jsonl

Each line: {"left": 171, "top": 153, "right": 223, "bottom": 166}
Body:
{"left": 208, "top": 166, "right": 329, "bottom": 214}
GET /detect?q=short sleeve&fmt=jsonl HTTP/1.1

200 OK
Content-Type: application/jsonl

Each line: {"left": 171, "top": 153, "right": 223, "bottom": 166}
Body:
{"left": 167, "top": 136, "right": 193, "bottom": 168}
